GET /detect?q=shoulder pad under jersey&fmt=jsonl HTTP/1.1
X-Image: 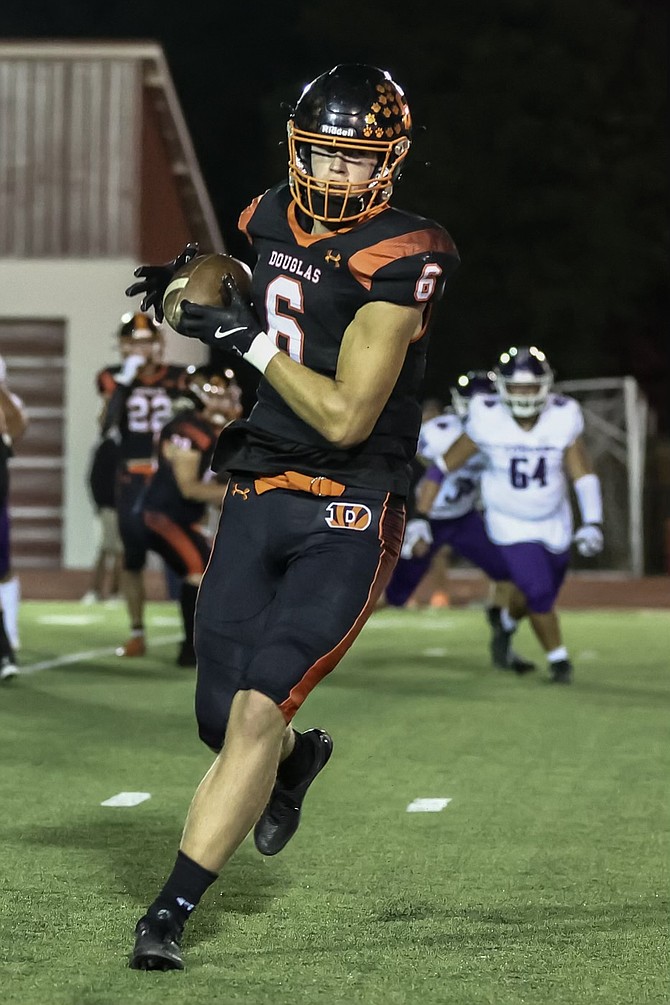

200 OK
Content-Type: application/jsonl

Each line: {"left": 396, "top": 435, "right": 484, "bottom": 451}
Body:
{"left": 347, "top": 209, "right": 459, "bottom": 307}
{"left": 238, "top": 183, "right": 289, "bottom": 244}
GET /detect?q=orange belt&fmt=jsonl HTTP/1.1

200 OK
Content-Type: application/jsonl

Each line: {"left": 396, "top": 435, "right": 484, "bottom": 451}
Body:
{"left": 125, "top": 461, "right": 156, "bottom": 477}
{"left": 254, "top": 470, "right": 346, "bottom": 497}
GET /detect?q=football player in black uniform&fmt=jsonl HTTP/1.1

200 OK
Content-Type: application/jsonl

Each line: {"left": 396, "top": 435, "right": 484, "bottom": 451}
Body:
{"left": 0, "top": 357, "right": 28, "bottom": 680}
{"left": 141, "top": 365, "right": 242, "bottom": 666}
{"left": 125, "top": 64, "right": 460, "bottom": 970}
{"left": 98, "top": 313, "right": 188, "bottom": 657}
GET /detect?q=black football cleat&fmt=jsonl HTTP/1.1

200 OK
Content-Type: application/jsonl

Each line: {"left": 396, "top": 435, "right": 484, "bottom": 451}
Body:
{"left": 489, "top": 617, "right": 535, "bottom": 674}
{"left": 176, "top": 640, "right": 197, "bottom": 668}
{"left": 490, "top": 623, "right": 513, "bottom": 669}
{"left": 485, "top": 605, "right": 502, "bottom": 631}
{"left": 254, "top": 728, "right": 333, "bottom": 857}
{"left": 0, "top": 655, "right": 19, "bottom": 681}
{"left": 508, "top": 650, "right": 536, "bottom": 675}
{"left": 549, "top": 659, "right": 573, "bottom": 684}
{"left": 129, "top": 907, "right": 184, "bottom": 971}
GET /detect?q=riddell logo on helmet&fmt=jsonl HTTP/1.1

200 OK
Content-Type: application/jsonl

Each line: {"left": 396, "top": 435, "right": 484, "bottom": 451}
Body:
{"left": 320, "top": 124, "right": 357, "bottom": 137}
{"left": 324, "top": 502, "right": 372, "bottom": 531}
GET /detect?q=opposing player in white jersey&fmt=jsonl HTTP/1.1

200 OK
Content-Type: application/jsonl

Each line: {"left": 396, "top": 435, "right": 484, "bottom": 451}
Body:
{"left": 388, "top": 371, "right": 534, "bottom": 672}
{"left": 432, "top": 346, "right": 604, "bottom": 684}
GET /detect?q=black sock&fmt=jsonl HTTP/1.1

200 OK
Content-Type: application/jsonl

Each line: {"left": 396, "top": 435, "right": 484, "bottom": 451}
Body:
{"left": 486, "top": 605, "right": 502, "bottom": 630}
{"left": 277, "top": 730, "right": 315, "bottom": 788}
{"left": 179, "top": 582, "right": 199, "bottom": 645}
{"left": 0, "top": 611, "right": 13, "bottom": 661}
{"left": 150, "top": 850, "right": 218, "bottom": 928}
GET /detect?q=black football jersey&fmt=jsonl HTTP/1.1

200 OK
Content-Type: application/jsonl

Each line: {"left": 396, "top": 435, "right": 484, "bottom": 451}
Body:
{"left": 0, "top": 435, "right": 12, "bottom": 506}
{"left": 97, "top": 364, "right": 188, "bottom": 463}
{"left": 143, "top": 409, "right": 218, "bottom": 525}
{"left": 213, "top": 182, "right": 459, "bottom": 496}
{"left": 88, "top": 437, "right": 121, "bottom": 509}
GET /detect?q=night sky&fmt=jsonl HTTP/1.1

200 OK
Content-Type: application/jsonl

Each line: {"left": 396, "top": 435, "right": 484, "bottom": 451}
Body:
{"left": 2, "top": 1, "right": 668, "bottom": 426}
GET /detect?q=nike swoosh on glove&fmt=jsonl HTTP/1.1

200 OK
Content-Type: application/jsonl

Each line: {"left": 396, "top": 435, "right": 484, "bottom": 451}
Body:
{"left": 125, "top": 242, "right": 199, "bottom": 322}
{"left": 573, "top": 524, "right": 604, "bottom": 557}
{"left": 179, "top": 276, "right": 280, "bottom": 374}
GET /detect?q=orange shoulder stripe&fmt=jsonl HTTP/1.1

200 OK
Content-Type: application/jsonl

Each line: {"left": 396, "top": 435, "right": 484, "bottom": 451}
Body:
{"left": 239, "top": 192, "right": 267, "bottom": 244}
{"left": 348, "top": 229, "right": 457, "bottom": 291}
{"left": 176, "top": 422, "right": 213, "bottom": 451}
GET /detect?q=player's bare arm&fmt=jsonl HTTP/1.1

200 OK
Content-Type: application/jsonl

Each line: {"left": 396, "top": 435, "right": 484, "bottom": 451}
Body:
{"left": 177, "top": 287, "right": 422, "bottom": 448}
{"left": 264, "top": 300, "right": 423, "bottom": 447}
{"left": 443, "top": 432, "right": 479, "bottom": 472}
{"left": 0, "top": 388, "right": 28, "bottom": 442}
{"left": 409, "top": 432, "right": 479, "bottom": 519}
{"left": 564, "top": 435, "right": 595, "bottom": 480}
{"left": 415, "top": 472, "right": 440, "bottom": 517}
{"left": 164, "top": 443, "right": 227, "bottom": 504}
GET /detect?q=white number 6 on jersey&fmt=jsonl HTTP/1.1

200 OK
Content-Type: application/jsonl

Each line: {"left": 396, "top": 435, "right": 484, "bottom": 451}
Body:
{"left": 265, "top": 275, "right": 306, "bottom": 363}
{"left": 414, "top": 263, "right": 443, "bottom": 303}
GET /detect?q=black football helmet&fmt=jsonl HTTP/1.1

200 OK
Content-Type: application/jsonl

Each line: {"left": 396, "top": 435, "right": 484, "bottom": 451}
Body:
{"left": 117, "top": 312, "right": 164, "bottom": 363}
{"left": 495, "top": 346, "right": 553, "bottom": 418}
{"left": 450, "top": 370, "right": 497, "bottom": 418}
{"left": 287, "top": 64, "right": 412, "bottom": 225}
{"left": 186, "top": 365, "right": 243, "bottom": 426}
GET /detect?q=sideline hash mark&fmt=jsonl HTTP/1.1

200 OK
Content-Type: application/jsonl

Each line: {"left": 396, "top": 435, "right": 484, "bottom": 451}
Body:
{"left": 101, "top": 792, "right": 152, "bottom": 808}
{"left": 406, "top": 798, "right": 452, "bottom": 813}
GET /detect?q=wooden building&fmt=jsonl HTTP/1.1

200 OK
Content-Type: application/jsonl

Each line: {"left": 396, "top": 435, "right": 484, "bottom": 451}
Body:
{"left": 0, "top": 40, "right": 222, "bottom": 568}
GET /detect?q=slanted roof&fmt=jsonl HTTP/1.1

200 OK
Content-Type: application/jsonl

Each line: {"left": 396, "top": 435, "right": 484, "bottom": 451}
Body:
{"left": 0, "top": 40, "right": 223, "bottom": 258}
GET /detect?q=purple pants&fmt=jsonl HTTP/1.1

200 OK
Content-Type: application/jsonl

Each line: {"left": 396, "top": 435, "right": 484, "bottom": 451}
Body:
{"left": 0, "top": 503, "right": 9, "bottom": 579}
{"left": 386, "top": 509, "right": 509, "bottom": 607}
{"left": 499, "top": 541, "right": 570, "bottom": 613}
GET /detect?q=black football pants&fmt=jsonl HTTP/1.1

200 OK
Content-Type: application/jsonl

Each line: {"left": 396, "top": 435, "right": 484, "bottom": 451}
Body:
{"left": 194, "top": 476, "right": 404, "bottom": 750}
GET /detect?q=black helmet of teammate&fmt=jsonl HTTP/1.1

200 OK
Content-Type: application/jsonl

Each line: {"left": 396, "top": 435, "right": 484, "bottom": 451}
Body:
{"left": 450, "top": 370, "right": 497, "bottom": 418}
{"left": 117, "top": 311, "right": 164, "bottom": 363}
{"left": 287, "top": 64, "right": 412, "bottom": 226}
{"left": 186, "top": 365, "right": 243, "bottom": 426}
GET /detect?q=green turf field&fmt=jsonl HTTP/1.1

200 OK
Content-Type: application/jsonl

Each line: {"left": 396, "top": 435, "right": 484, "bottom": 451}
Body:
{"left": 1, "top": 601, "right": 668, "bottom": 1005}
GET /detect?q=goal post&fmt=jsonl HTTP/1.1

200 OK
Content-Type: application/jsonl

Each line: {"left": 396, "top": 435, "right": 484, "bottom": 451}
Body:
{"left": 555, "top": 376, "right": 650, "bottom": 576}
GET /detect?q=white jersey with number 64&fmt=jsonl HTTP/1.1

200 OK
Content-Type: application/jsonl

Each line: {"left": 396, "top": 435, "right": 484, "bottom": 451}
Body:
{"left": 465, "top": 394, "right": 584, "bottom": 552}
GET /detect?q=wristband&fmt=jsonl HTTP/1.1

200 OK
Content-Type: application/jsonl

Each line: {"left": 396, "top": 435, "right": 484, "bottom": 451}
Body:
{"left": 243, "top": 332, "right": 281, "bottom": 374}
{"left": 573, "top": 473, "right": 602, "bottom": 525}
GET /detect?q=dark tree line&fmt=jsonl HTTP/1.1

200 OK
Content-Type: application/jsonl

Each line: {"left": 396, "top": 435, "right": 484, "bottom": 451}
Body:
{"left": 3, "top": 0, "right": 667, "bottom": 425}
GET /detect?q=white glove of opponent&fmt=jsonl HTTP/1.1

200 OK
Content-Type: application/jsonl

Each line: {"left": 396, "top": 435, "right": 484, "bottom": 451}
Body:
{"left": 400, "top": 517, "right": 433, "bottom": 561}
{"left": 574, "top": 524, "right": 604, "bottom": 557}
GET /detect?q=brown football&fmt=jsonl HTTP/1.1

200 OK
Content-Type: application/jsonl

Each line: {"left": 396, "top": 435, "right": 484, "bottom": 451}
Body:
{"left": 162, "top": 253, "right": 253, "bottom": 332}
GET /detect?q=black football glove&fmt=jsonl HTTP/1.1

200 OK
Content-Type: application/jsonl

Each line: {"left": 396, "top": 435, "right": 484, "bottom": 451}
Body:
{"left": 125, "top": 242, "right": 199, "bottom": 322}
{"left": 179, "top": 276, "right": 280, "bottom": 374}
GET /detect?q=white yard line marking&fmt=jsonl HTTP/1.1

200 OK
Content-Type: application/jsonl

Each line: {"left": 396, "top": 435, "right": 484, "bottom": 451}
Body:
{"left": 406, "top": 798, "right": 452, "bottom": 813}
{"left": 577, "top": 650, "right": 600, "bottom": 661}
{"left": 366, "top": 619, "right": 455, "bottom": 631}
{"left": 422, "top": 648, "right": 448, "bottom": 657}
{"left": 19, "top": 634, "right": 182, "bottom": 675}
{"left": 37, "top": 614, "right": 104, "bottom": 626}
{"left": 101, "top": 792, "right": 151, "bottom": 807}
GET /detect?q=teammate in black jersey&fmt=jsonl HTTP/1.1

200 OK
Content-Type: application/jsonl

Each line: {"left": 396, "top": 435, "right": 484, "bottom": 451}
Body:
{"left": 141, "top": 365, "right": 242, "bottom": 666}
{"left": 0, "top": 358, "right": 28, "bottom": 680}
{"left": 125, "top": 63, "right": 460, "bottom": 971}
{"left": 98, "top": 313, "right": 189, "bottom": 657}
